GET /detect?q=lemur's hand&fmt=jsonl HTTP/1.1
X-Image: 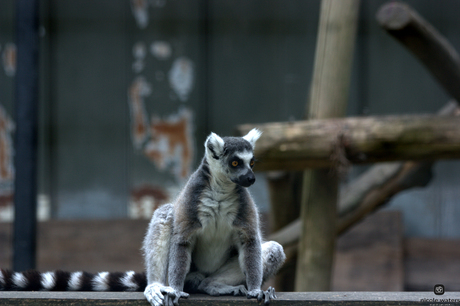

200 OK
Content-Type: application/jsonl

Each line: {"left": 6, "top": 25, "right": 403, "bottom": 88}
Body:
{"left": 247, "top": 287, "right": 277, "bottom": 305}
{"left": 144, "top": 283, "right": 189, "bottom": 306}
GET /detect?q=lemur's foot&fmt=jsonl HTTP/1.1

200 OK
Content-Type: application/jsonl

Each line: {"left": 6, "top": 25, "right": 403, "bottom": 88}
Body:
{"left": 230, "top": 285, "right": 248, "bottom": 296}
{"left": 199, "top": 283, "right": 247, "bottom": 297}
{"left": 144, "top": 283, "right": 189, "bottom": 306}
{"left": 247, "top": 287, "right": 277, "bottom": 305}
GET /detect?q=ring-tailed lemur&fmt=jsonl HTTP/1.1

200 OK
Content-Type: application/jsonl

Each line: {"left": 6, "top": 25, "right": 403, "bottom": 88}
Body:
{"left": 142, "top": 128, "right": 285, "bottom": 305}
{"left": 0, "top": 129, "right": 285, "bottom": 306}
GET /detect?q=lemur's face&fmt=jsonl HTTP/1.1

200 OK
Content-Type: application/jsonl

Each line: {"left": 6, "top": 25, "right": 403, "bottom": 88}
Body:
{"left": 224, "top": 145, "right": 256, "bottom": 187}
{"left": 205, "top": 128, "right": 262, "bottom": 187}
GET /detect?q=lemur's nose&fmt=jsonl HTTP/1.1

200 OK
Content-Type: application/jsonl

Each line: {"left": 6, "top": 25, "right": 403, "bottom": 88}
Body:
{"left": 247, "top": 175, "right": 256, "bottom": 185}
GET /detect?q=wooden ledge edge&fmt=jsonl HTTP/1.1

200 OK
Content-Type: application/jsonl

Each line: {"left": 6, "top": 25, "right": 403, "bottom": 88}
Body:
{"left": 1, "top": 292, "right": 460, "bottom": 305}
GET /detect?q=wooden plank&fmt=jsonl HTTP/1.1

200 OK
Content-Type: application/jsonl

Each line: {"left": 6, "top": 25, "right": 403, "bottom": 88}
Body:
{"left": 2, "top": 292, "right": 460, "bottom": 306}
{"left": 0, "top": 219, "right": 149, "bottom": 272}
{"left": 0, "top": 292, "right": 147, "bottom": 306}
{"left": 405, "top": 238, "right": 460, "bottom": 291}
{"left": 332, "top": 211, "right": 404, "bottom": 291}
{"left": 238, "top": 115, "right": 460, "bottom": 171}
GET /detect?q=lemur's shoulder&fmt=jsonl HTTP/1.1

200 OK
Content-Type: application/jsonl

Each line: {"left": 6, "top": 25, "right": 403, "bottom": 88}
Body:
{"left": 232, "top": 185, "right": 260, "bottom": 232}
{"left": 172, "top": 160, "right": 211, "bottom": 236}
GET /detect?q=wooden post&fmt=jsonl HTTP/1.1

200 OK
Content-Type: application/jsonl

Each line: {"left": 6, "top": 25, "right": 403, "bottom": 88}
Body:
{"left": 295, "top": 0, "right": 360, "bottom": 291}
{"left": 266, "top": 172, "right": 301, "bottom": 291}
{"left": 267, "top": 172, "right": 301, "bottom": 233}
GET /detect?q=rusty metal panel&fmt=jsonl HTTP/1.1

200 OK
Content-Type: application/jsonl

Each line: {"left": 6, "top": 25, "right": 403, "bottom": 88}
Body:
{"left": 1, "top": 0, "right": 460, "bottom": 241}
{"left": 126, "top": 0, "right": 206, "bottom": 219}
{"left": 46, "top": 0, "right": 131, "bottom": 219}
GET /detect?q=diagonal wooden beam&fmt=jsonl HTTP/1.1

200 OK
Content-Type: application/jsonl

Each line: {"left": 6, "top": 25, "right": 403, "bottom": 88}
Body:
{"left": 377, "top": 2, "right": 460, "bottom": 102}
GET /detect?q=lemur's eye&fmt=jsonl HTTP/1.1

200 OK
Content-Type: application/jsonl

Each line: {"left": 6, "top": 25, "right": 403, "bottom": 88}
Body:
{"left": 250, "top": 160, "right": 255, "bottom": 167}
{"left": 232, "top": 161, "right": 238, "bottom": 167}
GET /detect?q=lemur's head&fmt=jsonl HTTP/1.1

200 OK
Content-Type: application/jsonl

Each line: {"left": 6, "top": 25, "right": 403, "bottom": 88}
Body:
{"left": 204, "top": 128, "right": 262, "bottom": 187}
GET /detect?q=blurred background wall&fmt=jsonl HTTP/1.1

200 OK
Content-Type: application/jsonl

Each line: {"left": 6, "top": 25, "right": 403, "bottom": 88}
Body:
{"left": 0, "top": 0, "right": 459, "bottom": 240}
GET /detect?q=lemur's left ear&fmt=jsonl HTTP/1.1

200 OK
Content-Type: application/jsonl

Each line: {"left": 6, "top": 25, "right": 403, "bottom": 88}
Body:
{"left": 243, "top": 128, "right": 262, "bottom": 149}
{"left": 205, "top": 132, "right": 225, "bottom": 160}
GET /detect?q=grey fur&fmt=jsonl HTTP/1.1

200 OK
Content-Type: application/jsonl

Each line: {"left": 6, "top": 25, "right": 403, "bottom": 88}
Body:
{"left": 142, "top": 129, "right": 285, "bottom": 306}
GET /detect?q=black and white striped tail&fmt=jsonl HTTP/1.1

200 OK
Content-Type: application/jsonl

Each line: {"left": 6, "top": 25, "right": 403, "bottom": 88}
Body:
{"left": 0, "top": 269, "right": 147, "bottom": 291}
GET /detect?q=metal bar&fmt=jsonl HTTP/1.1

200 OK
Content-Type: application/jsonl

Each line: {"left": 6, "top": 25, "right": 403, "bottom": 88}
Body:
{"left": 13, "top": 0, "right": 40, "bottom": 271}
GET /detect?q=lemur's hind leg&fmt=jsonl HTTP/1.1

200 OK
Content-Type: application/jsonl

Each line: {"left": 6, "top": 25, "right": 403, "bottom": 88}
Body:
{"left": 184, "top": 271, "right": 206, "bottom": 293}
{"left": 197, "top": 255, "right": 247, "bottom": 296}
{"left": 197, "top": 241, "right": 285, "bottom": 297}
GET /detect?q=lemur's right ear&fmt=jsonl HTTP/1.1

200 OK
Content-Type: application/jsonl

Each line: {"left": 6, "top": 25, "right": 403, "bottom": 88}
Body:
{"left": 205, "top": 132, "right": 225, "bottom": 160}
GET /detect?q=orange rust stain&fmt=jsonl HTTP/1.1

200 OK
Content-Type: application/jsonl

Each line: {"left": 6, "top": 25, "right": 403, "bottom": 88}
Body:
{"left": 144, "top": 109, "right": 193, "bottom": 179}
{"left": 132, "top": 0, "right": 147, "bottom": 9}
{"left": 0, "top": 105, "right": 14, "bottom": 181}
{"left": 130, "top": 184, "right": 169, "bottom": 218}
{"left": 0, "top": 105, "right": 14, "bottom": 214}
{"left": 2, "top": 43, "right": 16, "bottom": 77}
{"left": 128, "top": 77, "right": 151, "bottom": 148}
{"left": 131, "top": 184, "right": 169, "bottom": 206}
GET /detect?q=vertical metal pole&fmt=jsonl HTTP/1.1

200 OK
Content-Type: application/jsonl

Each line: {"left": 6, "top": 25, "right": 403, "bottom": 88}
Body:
{"left": 201, "top": 0, "right": 212, "bottom": 135}
{"left": 13, "top": 0, "right": 40, "bottom": 271}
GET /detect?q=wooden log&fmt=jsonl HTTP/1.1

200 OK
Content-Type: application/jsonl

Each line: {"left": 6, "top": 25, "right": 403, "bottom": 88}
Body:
{"left": 337, "top": 101, "right": 459, "bottom": 233}
{"left": 269, "top": 217, "right": 301, "bottom": 248}
{"left": 269, "top": 102, "right": 460, "bottom": 248}
{"left": 377, "top": 2, "right": 460, "bottom": 102}
{"left": 239, "top": 114, "right": 460, "bottom": 171}
{"left": 269, "top": 162, "right": 434, "bottom": 246}
{"left": 338, "top": 162, "right": 403, "bottom": 216}
{"left": 2, "top": 291, "right": 458, "bottom": 306}
{"left": 337, "top": 161, "right": 433, "bottom": 235}
{"left": 295, "top": 0, "right": 360, "bottom": 292}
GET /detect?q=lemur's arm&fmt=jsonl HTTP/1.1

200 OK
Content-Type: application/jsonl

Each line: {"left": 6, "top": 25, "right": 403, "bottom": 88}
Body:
{"left": 234, "top": 188, "right": 275, "bottom": 303}
{"left": 238, "top": 234, "right": 263, "bottom": 291}
{"left": 143, "top": 204, "right": 174, "bottom": 285}
{"left": 167, "top": 174, "right": 204, "bottom": 292}
{"left": 237, "top": 230, "right": 277, "bottom": 303}
{"left": 168, "top": 235, "right": 193, "bottom": 291}
{"left": 143, "top": 204, "right": 189, "bottom": 306}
